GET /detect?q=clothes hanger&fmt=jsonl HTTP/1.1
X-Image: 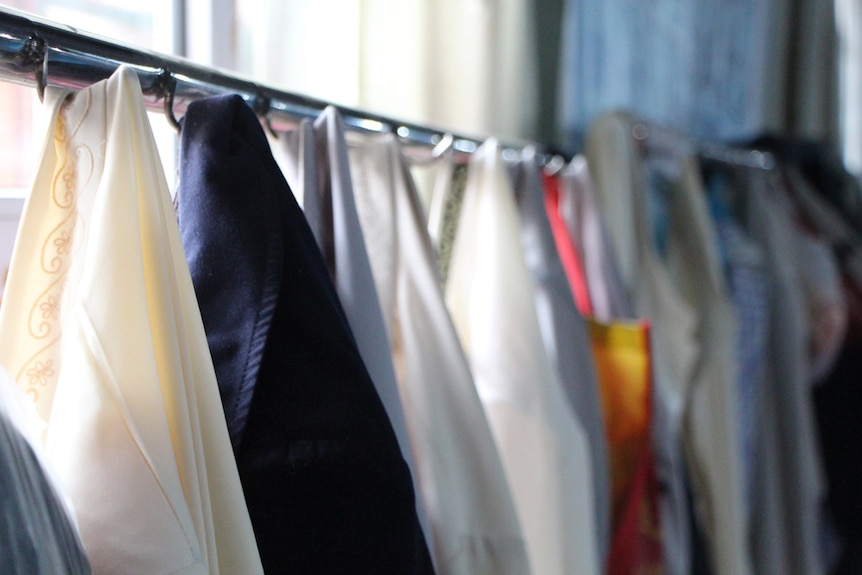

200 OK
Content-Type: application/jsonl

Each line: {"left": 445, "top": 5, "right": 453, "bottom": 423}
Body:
{"left": 155, "top": 69, "right": 181, "bottom": 132}
{"left": 252, "top": 87, "right": 279, "bottom": 140}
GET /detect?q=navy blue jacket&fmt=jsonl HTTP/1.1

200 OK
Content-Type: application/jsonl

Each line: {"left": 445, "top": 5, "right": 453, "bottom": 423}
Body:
{"left": 177, "top": 94, "right": 434, "bottom": 574}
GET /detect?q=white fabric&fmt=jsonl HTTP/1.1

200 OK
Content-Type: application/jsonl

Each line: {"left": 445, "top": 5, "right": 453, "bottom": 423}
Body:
{"left": 0, "top": 67, "right": 263, "bottom": 574}
{"left": 347, "top": 132, "right": 531, "bottom": 575}
{"left": 513, "top": 147, "right": 610, "bottom": 560}
{"left": 278, "top": 108, "right": 431, "bottom": 548}
{"left": 587, "top": 112, "right": 751, "bottom": 575}
{"left": 446, "top": 139, "right": 599, "bottom": 575}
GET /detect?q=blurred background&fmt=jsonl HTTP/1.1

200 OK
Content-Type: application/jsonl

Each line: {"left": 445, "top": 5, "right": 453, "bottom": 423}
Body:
{"left": 0, "top": 0, "right": 857, "bottom": 196}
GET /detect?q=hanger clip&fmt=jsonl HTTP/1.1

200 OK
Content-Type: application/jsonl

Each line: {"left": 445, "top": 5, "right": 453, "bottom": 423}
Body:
{"left": 17, "top": 35, "right": 48, "bottom": 102}
{"left": 154, "top": 69, "right": 180, "bottom": 132}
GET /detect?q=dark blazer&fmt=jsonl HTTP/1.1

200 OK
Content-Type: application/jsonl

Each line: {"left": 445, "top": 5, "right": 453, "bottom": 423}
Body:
{"left": 177, "top": 94, "right": 434, "bottom": 574}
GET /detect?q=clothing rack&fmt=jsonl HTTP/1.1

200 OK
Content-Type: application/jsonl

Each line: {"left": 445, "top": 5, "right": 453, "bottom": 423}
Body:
{"left": 631, "top": 120, "right": 777, "bottom": 171}
{"left": 0, "top": 5, "right": 538, "bottom": 162}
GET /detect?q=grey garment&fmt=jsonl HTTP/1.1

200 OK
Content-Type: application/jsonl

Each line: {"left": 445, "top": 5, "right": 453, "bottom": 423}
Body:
{"left": 280, "top": 109, "right": 432, "bottom": 549}
{"left": 712, "top": 214, "right": 771, "bottom": 519}
{"left": 513, "top": 147, "right": 611, "bottom": 561}
{"left": 0, "top": 409, "right": 90, "bottom": 575}
{"left": 730, "top": 167, "right": 826, "bottom": 575}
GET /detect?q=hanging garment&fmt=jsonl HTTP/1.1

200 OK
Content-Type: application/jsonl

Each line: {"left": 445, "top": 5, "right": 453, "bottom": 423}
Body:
{"left": 177, "top": 94, "right": 434, "bottom": 574}
{"left": 557, "top": 155, "right": 633, "bottom": 321}
{"left": 588, "top": 319, "right": 663, "bottom": 575}
{"left": 0, "top": 67, "right": 263, "bottom": 574}
{"left": 278, "top": 107, "right": 432, "bottom": 547}
{"left": 446, "top": 139, "right": 599, "bottom": 575}
{"left": 0, "top": 367, "right": 90, "bottom": 575}
{"left": 347, "top": 132, "right": 531, "bottom": 575}
{"left": 414, "top": 143, "right": 455, "bottom": 251}
{"left": 543, "top": 171, "right": 593, "bottom": 316}
{"left": 433, "top": 161, "right": 470, "bottom": 286}
{"left": 727, "top": 166, "right": 826, "bottom": 575}
{"left": 712, "top": 215, "right": 771, "bottom": 519}
{"left": 586, "top": 112, "right": 751, "bottom": 575}
{"left": 779, "top": 165, "right": 862, "bottom": 573}
{"left": 585, "top": 114, "right": 693, "bottom": 575}
{"left": 513, "top": 147, "right": 610, "bottom": 560}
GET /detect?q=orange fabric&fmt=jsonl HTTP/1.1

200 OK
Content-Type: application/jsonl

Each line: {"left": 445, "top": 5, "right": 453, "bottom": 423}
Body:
{"left": 588, "top": 319, "right": 663, "bottom": 575}
{"left": 543, "top": 173, "right": 593, "bottom": 316}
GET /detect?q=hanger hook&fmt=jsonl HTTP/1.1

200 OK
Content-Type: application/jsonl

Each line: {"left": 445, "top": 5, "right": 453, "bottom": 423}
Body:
{"left": 432, "top": 133, "right": 454, "bottom": 158}
{"left": 156, "top": 69, "right": 181, "bottom": 132}
{"left": 543, "top": 154, "right": 566, "bottom": 176}
{"left": 18, "top": 35, "right": 48, "bottom": 102}
{"left": 252, "top": 87, "right": 278, "bottom": 139}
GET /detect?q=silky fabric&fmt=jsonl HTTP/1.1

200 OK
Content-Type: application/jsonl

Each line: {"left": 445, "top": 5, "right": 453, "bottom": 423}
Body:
{"left": 177, "top": 94, "right": 433, "bottom": 574}
{"left": 446, "top": 139, "right": 599, "bottom": 575}
{"left": 588, "top": 319, "right": 663, "bottom": 575}
{"left": 0, "top": 67, "right": 263, "bottom": 574}
{"left": 587, "top": 112, "right": 751, "bottom": 575}
{"left": 513, "top": 147, "right": 610, "bottom": 560}
{"left": 277, "top": 109, "right": 432, "bottom": 544}
{"left": 557, "top": 156, "right": 633, "bottom": 321}
{"left": 347, "top": 132, "right": 531, "bottom": 575}
{"left": 0, "top": 367, "right": 90, "bottom": 575}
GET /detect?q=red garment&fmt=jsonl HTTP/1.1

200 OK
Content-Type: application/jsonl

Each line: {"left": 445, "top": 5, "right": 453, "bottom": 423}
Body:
{"left": 543, "top": 173, "right": 593, "bottom": 316}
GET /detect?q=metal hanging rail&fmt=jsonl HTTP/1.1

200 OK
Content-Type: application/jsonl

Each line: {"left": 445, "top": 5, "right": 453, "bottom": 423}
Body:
{"left": 0, "top": 6, "right": 539, "bottom": 161}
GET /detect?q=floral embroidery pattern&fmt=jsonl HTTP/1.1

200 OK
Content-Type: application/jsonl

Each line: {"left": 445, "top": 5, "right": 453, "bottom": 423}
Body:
{"left": 17, "top": 97, "right": 91, "bottom": 412}
{"left": 39, "top": 295, "right": 60, "bottom": 321}
{"left": 26, "top": 360, "right": 54, "bottom": 387}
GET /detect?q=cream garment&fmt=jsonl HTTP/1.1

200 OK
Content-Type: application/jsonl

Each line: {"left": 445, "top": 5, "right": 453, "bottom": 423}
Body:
{"left": 347, "top": 132, "right": 531, "bottom": 575}
{"left": 586, "top": 113, "right": 751, "bottom": 575}
{"left": 278, "top": 108, "right": 431, "bottom": 546}
{"left": 0, "top": 67, "right": 263, "bottom": 575}
{"left": 446, "top": 139, "right": 599, "bottom": 575}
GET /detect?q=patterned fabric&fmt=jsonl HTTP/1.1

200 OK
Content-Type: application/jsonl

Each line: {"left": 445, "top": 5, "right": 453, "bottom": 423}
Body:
{"left": 707, "top": 190, "right": 771, "bottom": 518}
{"left": 0, "top": 67, "right": 263, "bottom": 574}
{"left": 588, "top": 319, "right": 663, "bottom": 575}
{"left": 437, "top": 163, "right": 469, "bottom": 286}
